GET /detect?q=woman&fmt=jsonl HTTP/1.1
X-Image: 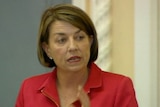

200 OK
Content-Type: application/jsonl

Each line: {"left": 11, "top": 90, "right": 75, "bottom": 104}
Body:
{"left": 15, "top": 4, "right": 138, "bottom": 107}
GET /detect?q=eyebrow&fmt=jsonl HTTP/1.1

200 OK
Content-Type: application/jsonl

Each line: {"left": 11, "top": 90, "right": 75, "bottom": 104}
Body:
{"left": 75, "top": 29, "right": 81, "bottom": 34}
{"left": 53, "top": 29, "right": 81, "bottom": 36}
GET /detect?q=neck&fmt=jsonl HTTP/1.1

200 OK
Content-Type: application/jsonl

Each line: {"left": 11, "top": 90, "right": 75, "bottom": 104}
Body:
{"left": 56, "top": 68, "right": 89, "bottom": 89}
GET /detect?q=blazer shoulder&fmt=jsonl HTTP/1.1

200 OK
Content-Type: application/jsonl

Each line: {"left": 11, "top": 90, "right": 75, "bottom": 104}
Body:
{"left": 101, "top": 71, "right": 132, "bottom": 84}
{"left": 25, "top": 71, "right": 52, "bottom": 81}
{"left": 21, "top": 71, "right": 53, "bottom": 88}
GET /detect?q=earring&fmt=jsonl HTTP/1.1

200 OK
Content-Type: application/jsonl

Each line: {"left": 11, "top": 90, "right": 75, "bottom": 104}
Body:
{"left": 49, "top": 56, "right": 53, "bottom": 60}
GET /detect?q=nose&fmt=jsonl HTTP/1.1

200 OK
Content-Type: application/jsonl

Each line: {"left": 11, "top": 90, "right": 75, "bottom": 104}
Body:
{"left": 68, "top": 38, "right": 78, "bottom": 52}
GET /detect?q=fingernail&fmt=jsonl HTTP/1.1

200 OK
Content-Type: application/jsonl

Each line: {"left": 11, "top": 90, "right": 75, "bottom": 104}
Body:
{"left": 78, "top": 85, "right": 82, "bottom": 91}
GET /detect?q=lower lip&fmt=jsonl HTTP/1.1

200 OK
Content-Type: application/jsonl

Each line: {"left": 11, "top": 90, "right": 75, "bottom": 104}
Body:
{"left": 67, "top": 58, "right": 81, "bottom": 63}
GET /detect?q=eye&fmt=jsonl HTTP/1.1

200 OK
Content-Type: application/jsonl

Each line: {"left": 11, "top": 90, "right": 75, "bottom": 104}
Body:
{"left": 57, "top": 37, "right": 67, "bottom": 44}
{"left": 75, "top": 34, "right": 85, "bottom": 41}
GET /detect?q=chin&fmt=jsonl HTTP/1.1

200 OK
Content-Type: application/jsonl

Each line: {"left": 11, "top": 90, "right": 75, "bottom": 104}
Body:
{"left": 68, "top": 64, "right": 87, "bottom": 72}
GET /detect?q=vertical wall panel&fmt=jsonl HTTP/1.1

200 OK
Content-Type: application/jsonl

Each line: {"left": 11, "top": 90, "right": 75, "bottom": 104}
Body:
{"left": 91, "top": 0, "right": 112, "bottom": 71}
{"left": 158, "top": 0, "right": 160, "bottom": 106}
{"left": 134, "top": 0, "right": 158, "bottom": 106}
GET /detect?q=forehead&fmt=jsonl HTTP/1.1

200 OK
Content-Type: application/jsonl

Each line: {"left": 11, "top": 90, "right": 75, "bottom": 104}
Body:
{"left": 49, "top": 21, "right": 80, "bottom": 34}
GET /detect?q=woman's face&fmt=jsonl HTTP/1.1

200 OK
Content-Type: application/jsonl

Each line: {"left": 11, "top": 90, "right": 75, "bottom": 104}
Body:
{"left": 43, "top": 21, "right": 92, "bottom": 72}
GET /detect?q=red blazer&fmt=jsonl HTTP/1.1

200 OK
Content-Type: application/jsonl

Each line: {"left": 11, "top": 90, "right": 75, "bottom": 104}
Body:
{"left": 15, "top": 63, "right": 138, "bottom": 107}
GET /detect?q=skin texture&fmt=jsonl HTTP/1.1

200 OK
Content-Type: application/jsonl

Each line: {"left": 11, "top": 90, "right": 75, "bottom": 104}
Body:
{"left": 43, "top": 21, "right": 92, "bottom": 107}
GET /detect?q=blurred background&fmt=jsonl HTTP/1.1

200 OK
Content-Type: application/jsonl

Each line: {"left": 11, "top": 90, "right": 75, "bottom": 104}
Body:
{"left": 0, "top": 0, "right": 159, "bottom": 107}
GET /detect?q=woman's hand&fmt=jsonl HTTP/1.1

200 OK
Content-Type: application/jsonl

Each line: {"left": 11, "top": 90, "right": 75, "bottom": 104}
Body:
{"left": 70, "top": 86, "right": 90, "bottom": 107}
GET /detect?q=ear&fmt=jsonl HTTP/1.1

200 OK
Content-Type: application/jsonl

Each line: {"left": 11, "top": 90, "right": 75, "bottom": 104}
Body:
{"left": 89, "top": 35, "right": 93, "bottom": 46}
{"left": 42, "top": 42, "right": 51, "bottom": 58}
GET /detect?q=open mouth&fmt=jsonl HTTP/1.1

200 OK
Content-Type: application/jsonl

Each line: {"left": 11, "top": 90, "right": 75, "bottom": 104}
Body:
{"left": 67, "top": 56, "right": 81, "bottom": 63}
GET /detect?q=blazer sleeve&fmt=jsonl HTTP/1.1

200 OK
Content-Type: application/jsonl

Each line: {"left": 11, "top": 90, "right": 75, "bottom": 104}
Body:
{"left": 114, "top": 77, "right": 138, "bottom": 107}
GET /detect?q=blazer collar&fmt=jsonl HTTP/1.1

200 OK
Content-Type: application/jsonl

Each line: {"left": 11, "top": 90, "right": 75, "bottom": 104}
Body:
{"left": 38, "top": 62, "right": 102, "bottom": 104}
{"left": 84, "top": 62, "right": 102, "bottom": 92}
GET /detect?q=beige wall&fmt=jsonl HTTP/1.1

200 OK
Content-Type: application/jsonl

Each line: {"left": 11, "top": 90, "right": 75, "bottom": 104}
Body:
{"left": 111, "top": 0, "right": 134, "bottom": 79}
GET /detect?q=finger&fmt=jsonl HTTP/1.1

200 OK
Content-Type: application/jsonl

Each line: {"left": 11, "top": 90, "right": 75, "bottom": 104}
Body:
{"left": 77, "top": 85, "right": 90, "bottom": 107}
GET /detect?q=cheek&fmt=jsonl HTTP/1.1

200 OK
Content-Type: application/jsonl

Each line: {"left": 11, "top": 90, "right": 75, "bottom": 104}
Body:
{"left": 80, "top": 42, "right": 91, "bottom": 55}
{"left": 82, "top": 40, "right": 91, "bottom": 50}
{"left": 50, "top": 47, "right": 66, "bottom": 60}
